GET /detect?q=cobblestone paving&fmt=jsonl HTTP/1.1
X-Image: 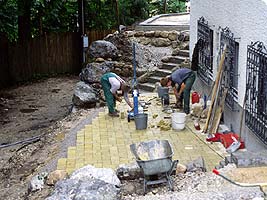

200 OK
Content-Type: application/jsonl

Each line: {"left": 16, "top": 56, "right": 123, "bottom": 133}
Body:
{"left": 57, "top": 93, "right": 226, "bottom": 174}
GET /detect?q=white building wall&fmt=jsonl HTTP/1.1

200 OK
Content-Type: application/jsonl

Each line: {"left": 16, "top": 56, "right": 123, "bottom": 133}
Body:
{"left": 190, "top": 0, "right": 267, "bottom": 151}
{"left": 190, "top": 0, "right": 267, "bottom": 105}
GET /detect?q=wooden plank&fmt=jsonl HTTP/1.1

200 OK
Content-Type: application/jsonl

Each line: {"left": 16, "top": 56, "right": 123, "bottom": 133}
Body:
{"left": 209, "top": 88, "right": 228, "bottom": 134}
{"left": 203, "top": 45, "right": 227, "bottom": 133}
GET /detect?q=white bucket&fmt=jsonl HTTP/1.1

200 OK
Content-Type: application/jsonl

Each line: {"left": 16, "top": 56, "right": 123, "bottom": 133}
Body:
{"left": 171, "top": 112, "right": 186, "bottom": 130}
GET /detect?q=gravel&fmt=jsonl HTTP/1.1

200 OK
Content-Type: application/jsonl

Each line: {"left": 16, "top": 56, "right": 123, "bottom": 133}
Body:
{"left": 121, "top": 164, "right": 264, "bottom": 200}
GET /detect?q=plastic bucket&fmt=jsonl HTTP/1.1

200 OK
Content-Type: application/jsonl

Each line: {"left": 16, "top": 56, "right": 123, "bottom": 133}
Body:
{"left": 134, "top": 113, "right": 148, "bottom": 130}
{"left": 157, "top": 86, "right": 169, "bottom": 98}
{"left": 161, "top": 94, "right": 170, "bottom": 106}
{"left": 171, "top": 112, "right": 186, "bottom": 130}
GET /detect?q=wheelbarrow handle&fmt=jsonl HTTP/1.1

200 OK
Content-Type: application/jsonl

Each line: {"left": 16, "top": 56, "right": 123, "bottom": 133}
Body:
{"left": 168, "top": 159, "right": 179, "bottom": 176}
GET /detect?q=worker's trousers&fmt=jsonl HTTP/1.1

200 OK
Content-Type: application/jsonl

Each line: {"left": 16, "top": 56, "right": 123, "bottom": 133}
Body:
{"left": 178, "top": 72, "right": 196, "bottom": 114}
{"left": 100, "top": 73, "right": 116, "bottom": 113}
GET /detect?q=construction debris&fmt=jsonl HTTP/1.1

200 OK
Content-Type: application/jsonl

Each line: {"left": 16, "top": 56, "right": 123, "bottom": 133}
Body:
{"left": 157, "top": 120, "right": 171, "bottom": 131}
{"left": 46, "top": 170, "right": 68, "bottom": 186}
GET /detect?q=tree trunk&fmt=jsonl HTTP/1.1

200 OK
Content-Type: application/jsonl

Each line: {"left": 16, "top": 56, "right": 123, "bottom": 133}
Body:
{"left": 163, "top": 0, "right": 167, "bottom": 14}
{"left": 115, "top": 0, "right": 120, "bottom": 31}
{"left": 18, "top": 0, "right": 32, "bottom": 43}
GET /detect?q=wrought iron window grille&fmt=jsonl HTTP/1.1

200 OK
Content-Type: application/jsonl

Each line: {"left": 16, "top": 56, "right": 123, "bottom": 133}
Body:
{"left": 197, "top": 16, "right": 214, "bottom": 85}
{"left": 245, "top": 41, "right": 267, "bottom": 145}
{"left": 219, "top": 27, "right": 239, "bottom": 110}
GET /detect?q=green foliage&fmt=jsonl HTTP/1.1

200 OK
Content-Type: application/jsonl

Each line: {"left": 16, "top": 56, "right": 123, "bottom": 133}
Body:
{"left": 31, "top": 0, "right": 78, "bottom": 36}
{"left": 119, "top": 0, "right": 149, "bottom": 26}
{"left": 1, "top": 0, "right": 186, "bottom": 41}
{"left": 168, "top": 0, "right": 186, "bottom": 13}
{"left": 149, "top": 0, "right": 186, "bottom": 15}
{"left": 0, "top": 0, "right": 18, "bottom": 41}
{"left": 85, "top": 0, "right": 117, "bottom": 30}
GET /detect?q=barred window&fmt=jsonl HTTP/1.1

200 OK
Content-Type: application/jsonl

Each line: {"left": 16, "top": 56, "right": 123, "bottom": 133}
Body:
{"left": 219, "top": 27, "right": 239, "bottom": 110}
{"left": 245, "top": 41, "right": 267, "bottom": 145}
{"left": 197, "top": 16, "right": 213, "bottom": 85}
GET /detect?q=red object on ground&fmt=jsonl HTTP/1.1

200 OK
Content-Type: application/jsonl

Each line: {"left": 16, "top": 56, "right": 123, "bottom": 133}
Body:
{"left": 212, "top": 169, "right": 220, "bottom": 175}
{"left": 219, "top": 133, "right": 245, "bottom": 149}
{"left": 206, "top": 133, "right": 223, "bottom": 142}
{"left": 192, "top": 91, "right": 200, "bottom": 104}
{"left": 194, "top": 121, "right": 201, "bottom": 130}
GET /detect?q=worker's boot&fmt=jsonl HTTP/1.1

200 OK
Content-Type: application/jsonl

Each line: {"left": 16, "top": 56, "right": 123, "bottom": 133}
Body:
{"left": 114, "top": 109, "right": 120, "bottom": 113}
{"left": 109, "top": 111, "right": 119, "bottom": 117}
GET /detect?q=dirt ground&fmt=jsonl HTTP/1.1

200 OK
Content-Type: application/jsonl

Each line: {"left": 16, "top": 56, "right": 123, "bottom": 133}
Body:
{"left": 0, "top": 75, "right": 95, "bottom": 199}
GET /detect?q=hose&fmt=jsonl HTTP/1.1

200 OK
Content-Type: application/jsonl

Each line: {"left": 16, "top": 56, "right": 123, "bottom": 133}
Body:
{"left": 0, "top": 134, "right": 44, "bottom": 148}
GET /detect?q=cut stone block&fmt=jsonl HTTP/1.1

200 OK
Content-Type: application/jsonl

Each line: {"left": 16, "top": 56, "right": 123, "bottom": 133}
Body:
{"left": 231, "top": 150, "right": 267, "bottom": 167}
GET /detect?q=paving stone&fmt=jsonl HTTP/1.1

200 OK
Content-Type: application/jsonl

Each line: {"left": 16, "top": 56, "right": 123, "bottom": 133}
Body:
{"left": 57, "top": 93, "right": 225, "bottom": 171}
{"left": 231, "top": 150, "right": 267, "bottom": 167}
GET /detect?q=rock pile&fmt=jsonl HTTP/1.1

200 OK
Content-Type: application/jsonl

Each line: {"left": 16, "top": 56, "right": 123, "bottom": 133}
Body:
{"left": 72, "top": 30, "right": 189, "bottom": 109}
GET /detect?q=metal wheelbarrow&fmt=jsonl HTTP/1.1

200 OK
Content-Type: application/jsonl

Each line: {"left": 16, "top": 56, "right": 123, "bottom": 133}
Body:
{"left": 130, "top": 140, "right": 178, "bottom": 194}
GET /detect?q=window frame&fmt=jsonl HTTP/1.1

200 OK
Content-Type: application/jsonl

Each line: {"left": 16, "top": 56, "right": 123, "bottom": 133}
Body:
{"left": 197, "top": 16, "right": 214, "bottom": 85}
{"left": 245, "top": 41, "right": 267, "bottom": 145}
{"left": 219, "top": 27, "right": 239, "bottom": 110}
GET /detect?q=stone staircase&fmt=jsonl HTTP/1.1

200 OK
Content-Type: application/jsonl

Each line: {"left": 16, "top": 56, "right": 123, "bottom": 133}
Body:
{"left": 139, "top": 49, "right": 190, "bottom": 92}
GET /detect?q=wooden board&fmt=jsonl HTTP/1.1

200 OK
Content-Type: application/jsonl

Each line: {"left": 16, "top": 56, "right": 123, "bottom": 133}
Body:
{"left": 203, "top": 45, "right": 227, "bottom": 133}
{"left": 209, "top": 88, "right": 228, "bottom": 134}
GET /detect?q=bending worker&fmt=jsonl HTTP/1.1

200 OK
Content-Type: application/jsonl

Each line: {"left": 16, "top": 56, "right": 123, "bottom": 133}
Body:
{"left": 160, "top": 68, "right": 196, "bottom": 114}
{"left": 101, "top": 72, "right": 133, "bottom": 117}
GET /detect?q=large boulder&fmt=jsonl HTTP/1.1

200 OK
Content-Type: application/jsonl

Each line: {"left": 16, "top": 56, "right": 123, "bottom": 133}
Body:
{"left": 46, "top": 178, "right": 119, "bottom": 200}
{"left": 46, "top": 165, "right": 121, "bottom": 200}
{"left": 71, "top": 165, "right": 121, "bottom": 186}
{"left": 89, "top": 40, "right": 118, "bottom": 60}
{"left": 151, "top": 38, "right": 171, "bottom": 47}
{"left": 72, "top": 81, "right": 99, "bottom": 108}
{"left": 79, "top": 61, "right": 115, "bottom": 83}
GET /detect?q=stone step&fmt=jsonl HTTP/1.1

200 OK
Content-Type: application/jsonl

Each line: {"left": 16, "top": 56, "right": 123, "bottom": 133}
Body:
{"left": 147, "top": 76, "right": 162, "bottom": 84}
{"left": 161, "top": 63, "right": 179, "bottom": 70}
{"left": 138, "top": 83, "right": 155, "bottom": 92}
{"left": 161, "top": 56, "right": 186, "bottom": 64}
{"left": 177, "top": 49, "right": 189, "bottom": 57}
{"left": 154, "top": 69, "right": 172, "bottom": 77}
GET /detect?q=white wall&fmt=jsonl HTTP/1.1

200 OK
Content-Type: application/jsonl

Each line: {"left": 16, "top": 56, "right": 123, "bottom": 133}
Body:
{"left": 190, "top": 0, "right": 267, "bottom": 105}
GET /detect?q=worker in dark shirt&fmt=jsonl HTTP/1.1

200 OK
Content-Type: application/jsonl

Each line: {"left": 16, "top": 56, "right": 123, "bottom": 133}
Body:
{"left": 160, "top": 68, "right": 196, "bottom": 114}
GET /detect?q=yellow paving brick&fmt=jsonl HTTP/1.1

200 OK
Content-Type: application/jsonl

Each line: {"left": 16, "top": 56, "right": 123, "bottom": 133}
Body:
{"left": 84, "top": 145, "right": 93, "bottom": 152}
{"left": 94, "top": 163, "right": 103, "bottom": 168}
{"left": 67, "top": 147, "right": 76, "bottom": 158}
{"left": 66, "top": 168, "right": 75, "bottom": 174}
{"left": 54, "top": 93, "right": 228, "bottom": 173}
{"left": 93, "top": 153, "right": 102, "bottom": 159}
{"left": 57, "top": 158, "right": 67, "bottom": 170}
{"left": 66, "top": 159, "right": 76, "bottom": 168}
